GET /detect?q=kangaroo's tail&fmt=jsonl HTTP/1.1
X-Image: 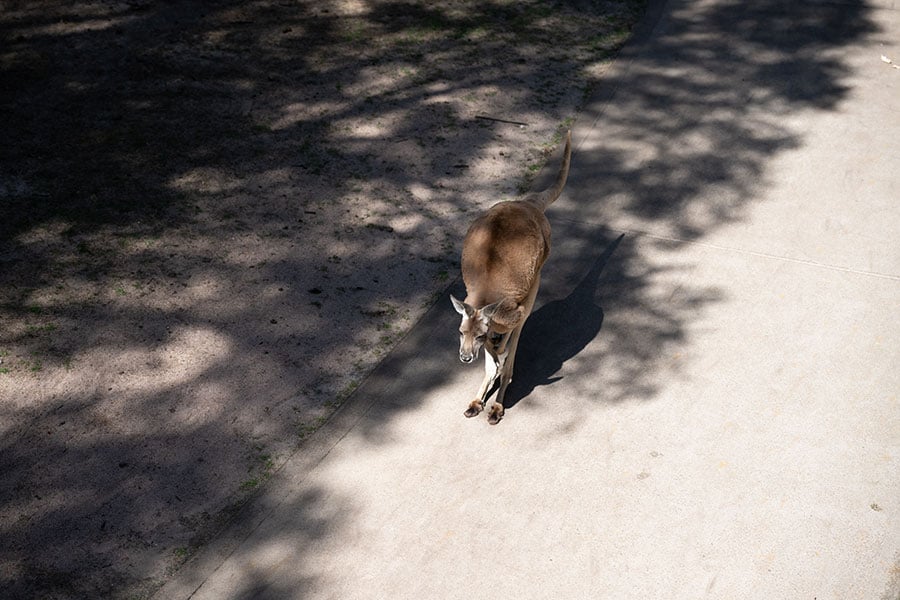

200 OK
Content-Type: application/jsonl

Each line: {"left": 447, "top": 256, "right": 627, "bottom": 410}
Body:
{"left": 526, "top": 130, "right": 572, "bottom": 212}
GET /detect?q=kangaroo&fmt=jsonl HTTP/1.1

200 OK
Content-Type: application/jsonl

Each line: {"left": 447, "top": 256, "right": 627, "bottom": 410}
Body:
{"left": 451, "top": 131, "right": 572, "bottom": 424}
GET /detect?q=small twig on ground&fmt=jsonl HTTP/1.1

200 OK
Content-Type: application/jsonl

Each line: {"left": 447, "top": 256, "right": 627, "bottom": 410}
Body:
{"left": 475, "top": 115, "right": 529, "bottom": 126}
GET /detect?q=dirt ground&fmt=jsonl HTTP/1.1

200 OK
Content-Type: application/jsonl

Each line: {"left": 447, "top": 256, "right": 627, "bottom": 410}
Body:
{"left": 0, "top": 1, "right": 645, "bottom": 597}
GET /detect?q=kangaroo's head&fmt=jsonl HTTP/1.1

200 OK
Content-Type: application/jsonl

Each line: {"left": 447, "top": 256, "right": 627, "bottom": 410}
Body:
{"left": 450, "top": 295, "right": 511, "bottom": 363}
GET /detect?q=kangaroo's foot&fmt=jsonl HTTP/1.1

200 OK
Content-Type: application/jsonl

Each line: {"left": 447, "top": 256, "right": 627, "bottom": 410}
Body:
{"left": 464, "top": 400, "right": 484, "bottom": 418}
{"left": 487, "top": 403, "right": 504, "bottom": 425}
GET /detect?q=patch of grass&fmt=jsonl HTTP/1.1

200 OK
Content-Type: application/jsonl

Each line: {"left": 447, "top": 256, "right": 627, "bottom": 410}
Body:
{"left": 261, "top": 455, "right": 274, "bottom": 473}
{"left": 343, "top": 22, "right": 368, "bottom": 43}
{"left": 26, "top": 323, "right": 57, "bottom": 336}
{"left": 554, "top": 117, "right": 576, "bottom": 142}
{"left": 297, "top": 415, "right": 328, "bottom": 439}
{"left": 516, "top": 161, "right": 544, "bottom": 194}
{"left": 239, "top": 478, "right": 260, "bottom": 492}
{"left": 521, "top": 116, "right": 579, "bottom": 193}
{"left": 335, "top": 379, "right": 360, "bottom": 405}
{"left": 374, "top": 332, "right": 400, "bottom": 357}
{"left": 362, "top": 301, "right": 398, "bottom": 318}
{"left": 238, "top": 444, "right": 278, "bottom": 492}
{"left": 585, "top": 31, "right": 622, "bottom": 55}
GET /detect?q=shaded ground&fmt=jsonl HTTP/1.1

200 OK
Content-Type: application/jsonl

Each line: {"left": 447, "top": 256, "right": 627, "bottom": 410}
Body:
{"left": 159, "top": 0, "right": 897, "bottom": 596}
{"left": 0, "top": 1, "right": 647, "bottom": 597}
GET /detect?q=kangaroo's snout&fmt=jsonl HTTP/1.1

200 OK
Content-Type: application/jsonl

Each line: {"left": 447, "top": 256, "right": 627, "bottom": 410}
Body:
{"left": 459, "top": 349, "right": 477, "bottom": 364}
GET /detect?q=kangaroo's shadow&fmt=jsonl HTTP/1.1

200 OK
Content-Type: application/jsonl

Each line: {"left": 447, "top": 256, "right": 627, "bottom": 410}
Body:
{"left": 505, "top": 232, "right": 624, "bottom": 409}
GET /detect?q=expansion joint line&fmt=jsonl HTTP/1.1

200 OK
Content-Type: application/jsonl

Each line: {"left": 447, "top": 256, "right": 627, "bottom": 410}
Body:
{"left": 555, "top": 217, "right": 900, "bottom": 282}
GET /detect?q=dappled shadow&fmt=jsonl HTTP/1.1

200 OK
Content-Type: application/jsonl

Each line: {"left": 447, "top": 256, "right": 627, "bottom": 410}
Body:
{"left": 0, "top": 0, "right": 881, "bottom": 596}
{"left": 0, "top": 0, "right": 637, "bottom": 241}
{"left": 1, "top": 0, "right": 647, "bottom": 596}
{"left": 555, "top": 0, "right": 878, "bottom": 239}
{"left": 499, "top": 0, "right": 879, "bottom": 415}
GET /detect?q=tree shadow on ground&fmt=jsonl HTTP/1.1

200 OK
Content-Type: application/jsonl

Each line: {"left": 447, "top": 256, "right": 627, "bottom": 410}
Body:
{"left": 1, "top": 1, "right": 647, "bottom": 596}
{"left": 167, "top": 0, "right": 880, "bottom": 596}
{"left": 498, "top": 0, "right": 881, "bottom": 417}
{"left": 0, "top": 0, "right": 880, "bottom": 597}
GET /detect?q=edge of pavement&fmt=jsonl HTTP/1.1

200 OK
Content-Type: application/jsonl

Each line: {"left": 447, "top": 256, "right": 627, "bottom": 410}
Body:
{"left": 152, "top": 1, "right": 669, "bottom": 597}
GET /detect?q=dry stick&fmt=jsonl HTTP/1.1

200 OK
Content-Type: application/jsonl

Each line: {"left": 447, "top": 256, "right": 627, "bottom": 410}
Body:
{"left": 475, "top": 115, "right": 529, "bottom": 126}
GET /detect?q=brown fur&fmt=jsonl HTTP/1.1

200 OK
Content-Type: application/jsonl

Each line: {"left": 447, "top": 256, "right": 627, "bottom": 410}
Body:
{"left": 451, "top": 131, "right": 572, "bottom": 424}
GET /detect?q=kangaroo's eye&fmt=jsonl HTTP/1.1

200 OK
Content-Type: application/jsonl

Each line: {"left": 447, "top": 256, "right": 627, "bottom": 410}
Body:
{"left": 475, "top": 334, "right": 486, "bottom": 342}
{"left": 490, "top": 332, "right": 503, "bottom": 344}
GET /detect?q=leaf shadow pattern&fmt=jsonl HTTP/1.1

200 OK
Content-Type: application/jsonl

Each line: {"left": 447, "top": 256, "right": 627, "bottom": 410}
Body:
{"left": 163, "top": 0, "right": 880, "bottom": 597}
{"left": 1, "top": 1, "right": 647, "bottom": 596}
{"left": 0, "top": 0, "right": 882, "bottom": 597}
{"left": 218, "top": 0, "right": 881, "bottom": 593}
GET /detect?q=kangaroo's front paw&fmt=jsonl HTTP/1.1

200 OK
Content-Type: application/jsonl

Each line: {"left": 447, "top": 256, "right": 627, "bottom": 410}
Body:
{"left": 487, "top": 404, "right": 504, "bottom": 425}
{"left": 464, "top": 400, "right": 483, "bottom": 418}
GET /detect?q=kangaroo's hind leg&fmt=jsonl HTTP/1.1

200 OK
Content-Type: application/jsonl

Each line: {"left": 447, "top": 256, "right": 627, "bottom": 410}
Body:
{"left": 487, "top": 277, "right": 540, "bottom": 425}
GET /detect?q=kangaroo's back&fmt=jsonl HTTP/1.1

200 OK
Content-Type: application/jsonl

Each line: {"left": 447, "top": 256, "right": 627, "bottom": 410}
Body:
{"left": 461, "top": 201, "right": 549, "bottom": 306}
{"left": 460, "top": 131, "right": 572, "bottom": 306}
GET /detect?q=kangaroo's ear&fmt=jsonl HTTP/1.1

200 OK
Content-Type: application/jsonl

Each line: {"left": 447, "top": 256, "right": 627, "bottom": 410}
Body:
{"left": 480, "top": 298, "right": 525, "bottom": 328}
{"left": 451, "top": 295, "right": 473, "bottom": 317}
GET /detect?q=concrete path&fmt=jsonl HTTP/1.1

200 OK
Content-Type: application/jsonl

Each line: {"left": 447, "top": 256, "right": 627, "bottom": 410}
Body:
{"left": 157, "top": 0, "right": 900, "bottom": 598}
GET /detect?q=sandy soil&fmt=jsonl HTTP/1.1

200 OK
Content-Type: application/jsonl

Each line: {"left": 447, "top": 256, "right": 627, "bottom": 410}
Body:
{"left": 0, "top": 1, "right": 645, "bottom": 597}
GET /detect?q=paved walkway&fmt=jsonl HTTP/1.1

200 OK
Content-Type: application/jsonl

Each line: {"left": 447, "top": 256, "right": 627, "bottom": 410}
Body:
{"left": 157, "top": 0, "right": 900, "bottom": 598}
